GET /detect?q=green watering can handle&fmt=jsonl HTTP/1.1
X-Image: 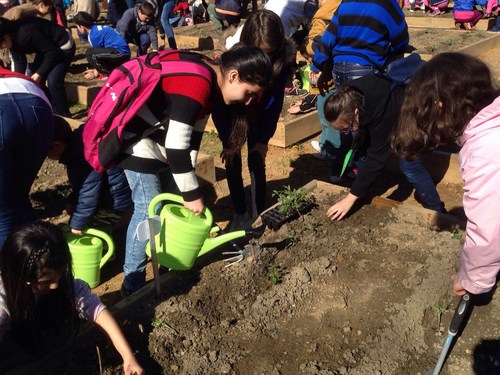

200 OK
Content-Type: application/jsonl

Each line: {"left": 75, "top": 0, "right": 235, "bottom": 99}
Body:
{"left": 147, "top": 193, "right": 213, "bottom": 226}
{"left": 83, "top": 228, "right": 115, "bottom": 269}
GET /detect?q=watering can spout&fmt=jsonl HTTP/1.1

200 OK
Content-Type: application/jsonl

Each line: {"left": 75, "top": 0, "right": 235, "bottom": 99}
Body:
{"left": 199, "top": 229, "right": 247, "bottom": 256}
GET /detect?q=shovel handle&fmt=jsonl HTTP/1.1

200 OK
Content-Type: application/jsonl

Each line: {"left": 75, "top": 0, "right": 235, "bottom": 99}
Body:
{"left": 449, "top": 293, "right": 471, "bottom": 336}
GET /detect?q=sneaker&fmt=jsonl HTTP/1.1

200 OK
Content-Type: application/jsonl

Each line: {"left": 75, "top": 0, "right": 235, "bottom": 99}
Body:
{"left": 315, "top": 149, "right": 336, "bottom": 160}
{"left": 227, "top": 212, "right": 253, "bottom": 232}
{"left": 284, "top": 87, "right": 308, "bottom": 96}
{"left": 311, "top": 140, "right": 322, "bottom": 152}
{"left": 429, "top": 8, "right": 443, "bottom": 16}
{"left": 464, "top": 22, "right": 473, "bottom": 30}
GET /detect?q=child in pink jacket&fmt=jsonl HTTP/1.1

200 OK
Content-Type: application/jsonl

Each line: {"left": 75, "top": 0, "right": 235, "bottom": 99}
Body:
{"left": 392, "top": 52, "right": 500, "bottom": 296}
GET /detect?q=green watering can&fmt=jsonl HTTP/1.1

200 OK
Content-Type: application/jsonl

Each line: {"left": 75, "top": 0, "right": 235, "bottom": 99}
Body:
{"left": 66, "top": 228, "right": 115, "bottom": 288}
{"left": 145, "top": 193, "right": 248, "bottom": 270}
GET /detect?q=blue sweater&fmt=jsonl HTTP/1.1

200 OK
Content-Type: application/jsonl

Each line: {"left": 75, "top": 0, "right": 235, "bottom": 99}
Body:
{"left": 312, "top": 0, "right": 409, "bottom": 72}
{"left": 453, "top": 0, "right": 487, "bottom": 11}
{"left": 89, "top": 25, "right": 131, "bottom": 57}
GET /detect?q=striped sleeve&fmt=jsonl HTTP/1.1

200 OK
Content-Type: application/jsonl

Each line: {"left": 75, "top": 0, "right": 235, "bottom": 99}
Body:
{"left": 162, "top": 73, "right": 212, "bottom": 202}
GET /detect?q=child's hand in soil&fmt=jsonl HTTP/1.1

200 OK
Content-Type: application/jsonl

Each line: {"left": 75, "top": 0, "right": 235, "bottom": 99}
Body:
{"left": 326, "top": 193, "right": 358, "bottom": 221}
{"left": 84, "top": 68, "right": 99, "bottom": 80}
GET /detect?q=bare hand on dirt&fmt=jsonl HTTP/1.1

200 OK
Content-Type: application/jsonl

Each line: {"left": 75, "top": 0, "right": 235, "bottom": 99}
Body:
{"left": 184, "top": 197, "right": 204, "bottom": 216}
{"left": 326, "top": 193, "right": 358, "bottom": 221}
{"left": 451, "top": 273, "right": 467, "bottom": 296}
{"left": 84, "top": 68, "right": 99, "bottom": 80}
{"left": 123, "top": 357, "right": 143, "bottom": 375}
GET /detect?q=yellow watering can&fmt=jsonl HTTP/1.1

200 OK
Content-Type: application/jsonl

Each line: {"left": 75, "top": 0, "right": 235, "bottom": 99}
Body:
{"left": 145, "top": 193, "right": 249, "bottom": 270}
{"left": 66, "top": 228, "right": 115, "bottom": 288}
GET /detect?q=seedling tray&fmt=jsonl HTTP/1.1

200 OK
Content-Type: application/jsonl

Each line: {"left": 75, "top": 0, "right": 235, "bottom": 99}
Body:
{"left": 261, "top": 198, "right": 316, "bottom": 231}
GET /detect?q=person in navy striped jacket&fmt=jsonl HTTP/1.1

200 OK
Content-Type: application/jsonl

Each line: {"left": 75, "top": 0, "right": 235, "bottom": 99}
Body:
{"left": 311, "top": 0, "right": 409, "bottom": 88}
{"left": 310, "top": 0, "right": 409, "bottom": 182}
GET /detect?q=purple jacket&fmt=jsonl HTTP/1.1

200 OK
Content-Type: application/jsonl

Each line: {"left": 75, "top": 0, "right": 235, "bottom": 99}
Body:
{"left": 458, "top": 95, "right": 500, "bottom": 294}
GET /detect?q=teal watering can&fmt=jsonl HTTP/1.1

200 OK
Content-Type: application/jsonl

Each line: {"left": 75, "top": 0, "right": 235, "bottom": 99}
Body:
{"left": 66, "top": 228, "right": 115, "bottom": 288}
{"left": 145, "top": 193, "right": 248, "bottom": 270}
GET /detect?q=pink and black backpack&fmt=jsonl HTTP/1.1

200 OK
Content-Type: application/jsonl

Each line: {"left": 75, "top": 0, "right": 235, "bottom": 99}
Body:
{"left": 82, "top": 50, "right": 212, "bottom": 173}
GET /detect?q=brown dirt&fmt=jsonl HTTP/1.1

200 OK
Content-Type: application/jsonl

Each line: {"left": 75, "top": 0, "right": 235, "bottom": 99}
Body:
{"left": 25, "top": 18, "right": 500, "bottom": 374}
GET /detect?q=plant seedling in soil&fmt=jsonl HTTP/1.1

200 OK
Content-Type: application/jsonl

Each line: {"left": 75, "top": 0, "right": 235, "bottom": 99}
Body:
{"left": 434, "top": 301, "right": 450, "bottom": 328}
{"left": 151, "top": 317, "right": 177, "bottom": 333}
{"left": 267, "top": 261, "right": 283, "bottom": 285}
{"left": 272, "top": 185, "right": 311, "bottom": 216}
{"left": 262, "top": 186, "right": 315, "bottom": 230}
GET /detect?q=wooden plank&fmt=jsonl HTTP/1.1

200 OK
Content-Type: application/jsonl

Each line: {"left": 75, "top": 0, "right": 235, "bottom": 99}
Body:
{"left": 269, "top": 111, "right": 321, "bottom": 148}
{"left": 406, "top": 16, "right": 494, "bottom": 30}
{"left": 458, "top": 33, "right": 500, "bottom": 56}
{"left": 312, "top": 180, "right": 465, "bottom": 230}
{"left": 206, "top": 111, "right": 321, "bottom": 148}
{"left": 65, "top": 83, "right": 103, "bottom": 107}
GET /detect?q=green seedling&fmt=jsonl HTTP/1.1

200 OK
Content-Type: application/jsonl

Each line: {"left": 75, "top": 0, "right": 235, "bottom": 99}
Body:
{"left": 267, "top": 261, "right": 283, "bottom": 285}
{"left": 451, "top": 231, "right": 461, "bottom": 240}
{"left": 272, "top": 185, "right": 312, "bottom": 216}
{"left": 434, "top": 301, "right": 450, "bottom": 327}
{"left": 151, "top": 317, "right": 177, "bottom": 333}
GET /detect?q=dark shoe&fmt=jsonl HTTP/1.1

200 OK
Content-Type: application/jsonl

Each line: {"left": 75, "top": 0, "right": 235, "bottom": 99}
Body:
{"left": 120, "top": 285, "right": 137, "bottom": 298}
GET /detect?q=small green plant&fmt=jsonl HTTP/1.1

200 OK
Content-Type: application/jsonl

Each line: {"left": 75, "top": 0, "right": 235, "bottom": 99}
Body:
{"left": 272, "top": 185, "right": 311, "bottom": 216}
{"left": 284, "top": 235, "right": 296, "bottom": 248}
{"left": 434, "top": 301, "right": 450, "bottom": 326}
{"left": 267, "top": 261, "right": 283, "bottom": 285}
{"left": 451, "top": 231, "right": 461, "bottom": 240}
{"left": 447, "top": 39, "right": 455, "bottom": 46}
{"left": 151, "top": 317, "right": 177, "bottom": 333}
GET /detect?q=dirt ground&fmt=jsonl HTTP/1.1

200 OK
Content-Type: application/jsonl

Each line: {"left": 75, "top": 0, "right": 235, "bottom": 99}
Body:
{"left": 26, "top": 16, "right": 500, "bottom": 375}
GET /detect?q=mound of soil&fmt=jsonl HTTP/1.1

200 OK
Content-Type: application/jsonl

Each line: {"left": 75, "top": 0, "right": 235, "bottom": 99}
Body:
{"left": 40, "top": 187, "right": 499, "bottom": 375}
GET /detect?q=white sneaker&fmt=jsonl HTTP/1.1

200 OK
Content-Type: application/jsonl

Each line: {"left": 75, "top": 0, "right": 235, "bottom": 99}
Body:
{"left": 311, "top": 140, "right": 322, "bottom": 152}
{"left": 226, "top": 212, "right": 253, "bottom": 232}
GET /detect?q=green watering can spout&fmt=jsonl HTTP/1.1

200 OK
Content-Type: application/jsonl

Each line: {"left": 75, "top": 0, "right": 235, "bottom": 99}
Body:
{"left": 199, "top": 228, "right": 247, "bottom": 256}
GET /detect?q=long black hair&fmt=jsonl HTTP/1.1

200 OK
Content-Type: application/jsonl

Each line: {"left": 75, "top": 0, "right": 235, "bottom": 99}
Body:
{"left": 217, "top": 45, "right": 273, "bottom": 155}
{"left": 0, "top": 221, "right": 78, "bottom": 355}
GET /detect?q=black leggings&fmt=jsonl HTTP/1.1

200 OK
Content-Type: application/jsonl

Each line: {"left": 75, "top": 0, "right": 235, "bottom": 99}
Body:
{"left": 86, "top": 47, "right": 129, "bottom": 75}
{"left": 225, "top": 136, "right": 266, "bottom": 216}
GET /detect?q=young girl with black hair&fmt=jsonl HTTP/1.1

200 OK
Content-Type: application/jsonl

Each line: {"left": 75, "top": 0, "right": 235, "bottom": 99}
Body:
{"left": 120, "top": 45, "right": 273, "bottom": 295}
{"left": 213, "top": 9, "right": 295, "bottom": 229}
{"left": 392, "top": 52, "right": 500, "bottom": 297}
{"left": 0, "top": 221, "right": 143, "bottom": 374}
{"left": 323, "top": 74, "right": 406, "bottom": 221}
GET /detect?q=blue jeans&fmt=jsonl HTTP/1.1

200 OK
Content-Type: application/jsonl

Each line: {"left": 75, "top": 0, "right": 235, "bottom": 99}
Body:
{"left": 123, "top": 168, "right": 177, "bottom": 291}
{"left": 316, "top": 89, "right": 341, "bottom": 154}
{"left": 332, "top": 61, "right": 376, "bottom": 87}
{"left": 160, "top": 0, "right": 177, "bottom": 48}
{"left": 399, "top": 157, "right": 444, "bottom": 212}
{"left": 0, "top": 93, "right": 54, "bottom": 247}
{"left": 126, "top": 32, "right": 151, "bottom": 56}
